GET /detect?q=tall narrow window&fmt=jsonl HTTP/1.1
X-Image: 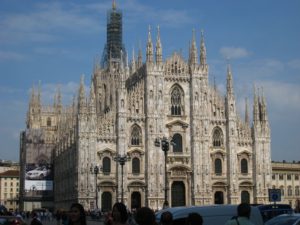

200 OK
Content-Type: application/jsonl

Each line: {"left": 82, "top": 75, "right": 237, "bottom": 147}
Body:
{"left": 295, "top": 186, "right": 300, "bottom": 196}
{"left": 212, "top": 127, "right": 223, "bottom": 147}
{"left": 280, "top": 186, "right": 285, "bottom": 196}
{"left": 47, "top": 117, "right": 51, "bottom": 127}
{"left": 288, "top": 186, "right": 292, "bottom": 196}
{"left": 132, "top": 158, "right": 140, "bottom": 174}
{"left": 172, "top": 133, "right": 183, "bottom": 153}
{"left": 171, "top": 86, "right": 183, "bottom": 115}
{"left": 241, "top": 159, "right": 248, "bottom": 174}
{"left": 215, "top": 158, "right": 222, "bottom": 175}
{"left": 102, "top": 157, "right": 111, "bottom": 174}
{"left": 131, "top": 125, "right": 142, "bottom": 145}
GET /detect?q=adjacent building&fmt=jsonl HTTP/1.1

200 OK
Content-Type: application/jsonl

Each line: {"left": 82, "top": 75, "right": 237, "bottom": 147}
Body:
{"left": 0, "top": 170, "right": 20, "bottom": 211}
{"left": 271, "top": 161, "right": 300, "bottom": 210}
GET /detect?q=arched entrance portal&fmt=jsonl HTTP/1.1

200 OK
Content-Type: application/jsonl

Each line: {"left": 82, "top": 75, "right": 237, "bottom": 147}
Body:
{"left": 101, "top": 192, "right": 112, "bottom": 212}
{"left": 131, "top": 192, "right": 141, "bottom": 210}
{"left": 214, "top": 191, "right": 224, "bottom": 204}
{"left": 241, "top": 190, "right": 250, "bottom": 203}
{"left": 171, "top": 181, "right": 186, "bottom": 207}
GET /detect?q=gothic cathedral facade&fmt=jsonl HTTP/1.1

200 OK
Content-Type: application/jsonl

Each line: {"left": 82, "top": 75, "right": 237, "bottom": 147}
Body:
{"left": 21, "top": 2, "right": 272, "bottom": 211}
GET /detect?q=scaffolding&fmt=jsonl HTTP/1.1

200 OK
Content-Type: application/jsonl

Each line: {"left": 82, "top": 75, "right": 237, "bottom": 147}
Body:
{"left": 101, "top": 5, "right": 126, "bottom": 68}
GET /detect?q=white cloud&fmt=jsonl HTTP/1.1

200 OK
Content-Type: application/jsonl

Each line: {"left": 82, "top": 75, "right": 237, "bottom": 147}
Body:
{"left": 220, "top": 47, "right": 250, "bottom": 59}
{"left": 0, "top": 51, "right": 25, "bottom": 61}
{"left": 122, "top": 0, "right": 193, "bottom": 28}
{"left": 0, "top": 2, "right": 102, "bottom": 44}
{"left": 0, "top": 86, "right": 23, "bottom": 94}
{"left": 258, "top": 80, "right": 300, "bottom": 112}
{"left": 287, "top": 59, "right": 300, "bottom": 70}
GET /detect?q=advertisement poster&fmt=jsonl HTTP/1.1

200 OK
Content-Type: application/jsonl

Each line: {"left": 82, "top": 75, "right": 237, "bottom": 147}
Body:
{"left": 24, "top": 129, "right": 54, "bottom": 198}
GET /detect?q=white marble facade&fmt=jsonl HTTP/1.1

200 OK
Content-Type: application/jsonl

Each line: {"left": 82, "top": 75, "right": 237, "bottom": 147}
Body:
{"left": 24, "top": 5, "right": 272, "bottom": 212}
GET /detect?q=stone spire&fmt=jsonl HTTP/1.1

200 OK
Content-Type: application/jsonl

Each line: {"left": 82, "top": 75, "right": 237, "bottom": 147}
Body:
{"left": 245, "top": 97, "right": 249, "bottom": 125}
{"left": 89, "top": 81, "right": 96, "bottom": 113}
{"left": 155, "top": 25, "right": 162, "bottom": 65}
{"left": 146, "top": 25, "right": 153, "bottom": 64}
{"left": 56, "top": 85, "right": 62, "bottom": 113}
{"left": 189, "top": 29, "right": 198, "bottom": 66}
{"left": 200, "top": 30, "right": 207, "bottom": 67}
{"left": 253, "top": 85, "right": 260, "bottom": 122}
{"left": 260, "top": 87, "right": 269, "bottom": 122}
{"left": 137, "top": 42, "right": 142, "bottom": 68}
{"left": 78, "top": 75, "right": 86, "bottom": 109}
{"left": 131, "top": 47, "right": 136, "bottom": 72}
{"left": 112, "top": 0, "right": 116, "bottom": 10}
{"left": 226, "top": 63, "right": 234, "bottom": 96}
{"left": 37, "top": 81, "right": 41, "bottom": 105}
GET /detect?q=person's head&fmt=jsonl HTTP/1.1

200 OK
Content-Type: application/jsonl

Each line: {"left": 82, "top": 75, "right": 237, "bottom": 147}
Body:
{"left": 160, "top": 211, "right": 173, "bottom": 225}
{"left": 135, "top": 207, "right": 155, "bottom": 225}
{"left": 112, "top": 202, "right": 128, "bottom": 223}
{"left": 237, "top": 203, "right": 251, "bottom": 218}
{"left": 69, "top": 203, "right": 86, "bottom": 225}
{"left": 185, "top": 213, "right": 203, "bottom": 225}
{"left": 31, "top": 212, "right": 38, "bottom": 218}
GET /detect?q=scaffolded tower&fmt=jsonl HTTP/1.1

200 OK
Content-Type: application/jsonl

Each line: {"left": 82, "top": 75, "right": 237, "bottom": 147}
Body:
{"left": 101, "top": 0, "right": 126, "bottom": 68}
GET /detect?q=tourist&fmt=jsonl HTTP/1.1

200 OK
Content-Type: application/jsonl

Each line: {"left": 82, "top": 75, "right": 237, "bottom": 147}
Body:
{"left": 160, "top": 211, "right": 173, "bottom": 225}
{"left": 68, "top": 203, "right": 87, "bottom": 225}
{"left": 135, "top": 207, "right": 155, "bottom": 225}
{"left": 111, "top": 202, "right": 129, "bottom": 225}
{"left": 225, "top": 203, "right": 255, "bottom": 225}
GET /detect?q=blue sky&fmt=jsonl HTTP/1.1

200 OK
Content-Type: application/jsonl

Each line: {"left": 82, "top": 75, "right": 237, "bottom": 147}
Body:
{"left": 0, "top": 0, "right": 299, "bottom": 162}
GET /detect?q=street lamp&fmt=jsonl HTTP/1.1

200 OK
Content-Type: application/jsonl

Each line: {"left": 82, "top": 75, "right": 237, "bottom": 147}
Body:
{"left": 90, "top": 165, "right": 102, "bottom": 209}
{"left": 114, "top": 154, "right": 131, "bottom": 203}
{"left": 155, "top": 136, "right": 173, "bottom": 208}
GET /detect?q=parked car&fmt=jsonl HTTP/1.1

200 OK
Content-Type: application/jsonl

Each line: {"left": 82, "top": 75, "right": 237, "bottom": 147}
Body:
{"left": 257, "top": 204, "right": 294, "bottom": 222}
{"left": 155, "top": 205, "right": 264, "bottom": 225}
{"left": 26, "top": 166, "right": 50, "bottom": 180}
{"left": 265, "top": 213, "right": 300, "bottom": 225}
{"left": 0, "top": 216, "right": 26, "bottom": 225}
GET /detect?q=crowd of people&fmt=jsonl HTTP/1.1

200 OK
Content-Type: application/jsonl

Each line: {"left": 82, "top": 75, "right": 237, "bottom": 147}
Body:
{"left": 1, "top": 202, "right": 256, "bottom": 225}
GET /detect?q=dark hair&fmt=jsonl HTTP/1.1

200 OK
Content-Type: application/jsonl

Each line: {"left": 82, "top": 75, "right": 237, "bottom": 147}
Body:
{"left": 135, "top": 207, "right": 155, "bottom": 225}
{"left": 237, "top": 203, "right": 251, "bottom": 218}
{"left": 112, "top": 202, "right": 128, "bottom": 223}
{"left": 69, "top": 203, "right": 86, "bottom": 225}
{"left": 185, "top": 213, "right": 203, "bottom": 225}
{"left": 161, "top": 211, "right": 173, "bottom": 225}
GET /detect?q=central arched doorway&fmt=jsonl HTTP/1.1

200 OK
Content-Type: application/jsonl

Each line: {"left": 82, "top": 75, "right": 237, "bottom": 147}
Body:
{"left": 214, "top": 191, "right": 224, "bottom": 204}
{"left": 171, "top": 181, "right": 186, "bottom": 207}
{"left": 131, "top": 192, "right": 141, "bottom": 210}
{"left": 101, "top": 192, "right": 112, "bottom": 212}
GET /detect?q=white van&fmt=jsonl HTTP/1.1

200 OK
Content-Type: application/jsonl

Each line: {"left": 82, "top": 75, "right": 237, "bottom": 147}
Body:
{"left": 155, "top": 205, "right": 264, "bottom": 225}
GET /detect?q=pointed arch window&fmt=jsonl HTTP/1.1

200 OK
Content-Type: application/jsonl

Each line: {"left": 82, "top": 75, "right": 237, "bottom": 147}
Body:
{"left": 47, "top": 117, "right": 51, "bottom": 127}
{"left": 212, "top": 127, "right": 223, "bottom": 147}
{"left": 241, "top": 159, "right": 248, "bottom": 174}
{"left": 102, "top": 157, "right": 111, "bottom": 175}
{"left": 172, "top": 133, "right": 183, "bottom": 153}
{"left": 131, "top": 125, "right": 142, "bottom": 145}
{"left": 132, "top": 158, "right": 140, "bottom": 174}
{"left": 171, "top": 86, "right": 184, "bottom": 116}
{"left": 215, "top": 158, "right": 222, "bottom": 175}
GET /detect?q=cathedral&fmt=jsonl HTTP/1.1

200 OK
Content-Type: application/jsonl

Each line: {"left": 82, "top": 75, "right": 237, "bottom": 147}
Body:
{"left": 20, "top": 1, "right": 272, "bottom": 211}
